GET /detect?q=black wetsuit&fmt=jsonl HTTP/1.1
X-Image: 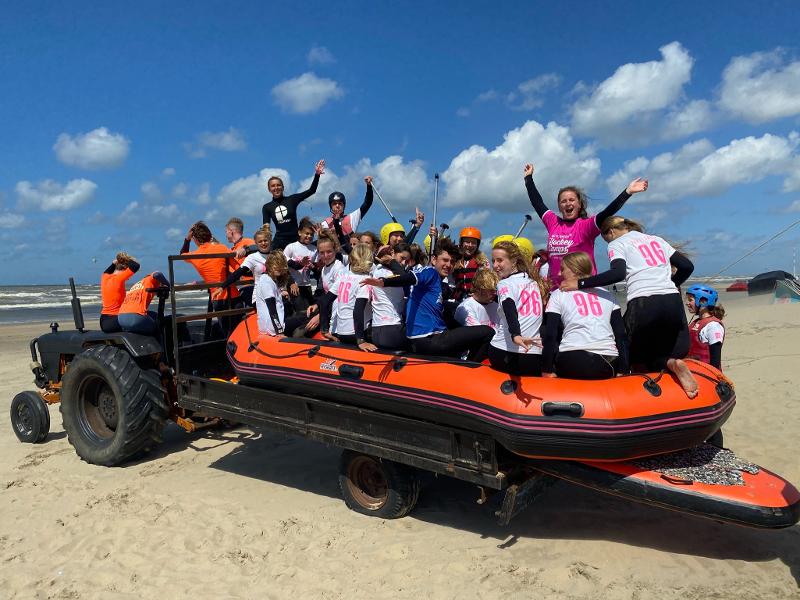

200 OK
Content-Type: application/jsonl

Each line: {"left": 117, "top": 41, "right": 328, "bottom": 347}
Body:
{"left": 262, "top": 173, "right": 320, "bottom": 250}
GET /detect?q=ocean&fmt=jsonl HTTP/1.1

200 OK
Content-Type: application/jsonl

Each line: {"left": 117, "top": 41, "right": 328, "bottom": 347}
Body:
{"left": 0, "top": 284, "right": 212, "bottom": 325}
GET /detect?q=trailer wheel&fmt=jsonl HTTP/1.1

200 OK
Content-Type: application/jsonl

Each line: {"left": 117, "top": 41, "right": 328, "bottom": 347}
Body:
{"left": 338, "top": 451, "right": 421, "bottom": 519}
{"left": 707, "top": 429, "right": 724, "bottom": 448}
{"left": 60, "top": 345, "right": 167, "bottom": 466}
{"left": 10, "top": 391, "right": 50, "bottom": 443}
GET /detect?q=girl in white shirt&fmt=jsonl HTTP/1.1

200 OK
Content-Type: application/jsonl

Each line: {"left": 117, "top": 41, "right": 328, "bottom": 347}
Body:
{"left": 488, "top": 240, "right": 549, "bottom": 376}
{"left": 254, "top": 251, "right": 306, "bottom": 337}
{"left": 454, "top": 268, "right": 499, "bottom": 330}
{"left": 542, "top": 252, "right": 628, "bottom": 379}
{"left": 320, "top": 242, "right": 374, "bottom": 347}
{"left": 561, "top": 217, "right": 697, "bottom": 397}
{"left": 283, "top": 217, "right": 317, "bottom": 312}
{"left": 355, "top": 246, "right": 408, "bottom": 351}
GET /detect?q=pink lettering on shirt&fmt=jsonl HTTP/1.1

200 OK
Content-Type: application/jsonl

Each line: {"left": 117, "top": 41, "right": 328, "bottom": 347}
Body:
{"left": 542, "top": 211, "right": 600, "bottom": 286}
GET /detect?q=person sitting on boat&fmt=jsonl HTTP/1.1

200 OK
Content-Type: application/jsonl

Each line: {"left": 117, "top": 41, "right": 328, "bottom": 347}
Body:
{"left": 313, "top": 229, "right": 348, "bottom": 335}
{"left": 262, "top": 159, "right": 325, "bottom": 250}
{"left": 254, "top": 251, "right": 308, "bottom": 337}
{"left": 541, "top": 251, "right": 628, "bottom": 379}
{"left": 452, "top": 227, "right": 489, "bottom": 302}
{"left": 488, "top": 240, "right": 548, "bottom": 375}
{"left": 454, "top": 267, "right": 499, "bottom": 330}
{"left": 225, "top": 217, "right": 256, "bottom": 305}
{"left": 560, "top": 216, "right": 697, "bottom": 397}
{"left": 380, "top": 207, "right": 426, "bottom": 250}
{"left": 284, "top": 217, "right": 318, "bottom": 313}
{"left": 523, "top": 162, "right": 648, "bottom": 286}
{"left": 217, "top": 226, "right": 272, "bottom": 306}
{"left": 320, "top": 176, "right": 374, "bottom": 251}
{"left": 100, "top": 251, "right": 140, "bottom": 333}
{"left": 320, "top": 243, "right": 375, "bottom": 347}
{"left": 360, "top": 238, "right": 494, "bottom": 361}
{"left": 117, "top": 271, "right": 170, "bottom": 338}
{"left": 182, "top": 221, "right": 242, "bottom": 333}
{"left": 685, "top": 284, "right": 725, "bottom": 370}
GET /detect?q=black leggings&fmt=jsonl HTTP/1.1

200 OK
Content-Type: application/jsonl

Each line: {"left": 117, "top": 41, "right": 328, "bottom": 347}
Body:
{"left": 290, "top": 285, "right": 314, "bottom": 313}
{"left": 99, "top": 314, "right": 121, "bottom": 333}
{"left": 555, "top": 350, "right": 617, "bottom": 380}
{"left": 624, "top": 293, "right": 689, "bottom": 372}
{"left": 488, "top": 345, "right": 542, "bottom": 376}
{"left": 371, "top": 324, "right": 408, "bottom": 351}
{"left": 411, "top": 326, "right": 494, "bottom": 362}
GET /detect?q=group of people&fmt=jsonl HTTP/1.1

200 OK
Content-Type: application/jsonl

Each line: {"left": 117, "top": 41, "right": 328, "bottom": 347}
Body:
{"left": 98, "top": 158, "right": 727, "bottom": 398}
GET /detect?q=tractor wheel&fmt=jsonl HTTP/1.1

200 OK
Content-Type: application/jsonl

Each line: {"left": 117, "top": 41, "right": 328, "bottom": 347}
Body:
{"left": 60, "top": 345, "right": 168, "bottom": 466}
{"left": 10, "top": 391, "right": 50, "bottom": 443}
{"left": 338, "top": 450, "right": 421, "bottom": 519}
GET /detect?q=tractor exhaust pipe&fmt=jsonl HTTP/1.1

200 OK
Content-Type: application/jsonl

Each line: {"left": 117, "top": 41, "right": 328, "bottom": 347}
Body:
{"left": 69, "top": 277, "right": 86, "bottom": 332}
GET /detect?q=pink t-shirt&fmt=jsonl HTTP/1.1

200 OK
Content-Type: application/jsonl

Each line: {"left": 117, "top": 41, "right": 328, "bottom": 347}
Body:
{"left": 542, "top": 211, "right": 600, "bottom": 286}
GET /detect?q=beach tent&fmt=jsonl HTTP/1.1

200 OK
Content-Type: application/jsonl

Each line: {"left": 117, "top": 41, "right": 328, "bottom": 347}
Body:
{"left": 747, "top": 271, "right": 796, "bottom": 296}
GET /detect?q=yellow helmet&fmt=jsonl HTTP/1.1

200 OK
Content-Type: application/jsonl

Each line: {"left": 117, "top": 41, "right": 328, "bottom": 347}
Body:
{"left": 492, "top": 235, "right": 535, "bottom": 263}
{"left": 380, "top": 222, "right": 405, "bottom": 246}
{"left": 423, "top": 234, "right": 433, "bottom": 253}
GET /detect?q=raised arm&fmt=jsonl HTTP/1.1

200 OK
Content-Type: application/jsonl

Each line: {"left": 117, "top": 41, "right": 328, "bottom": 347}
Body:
{"left": 594, "top": 178, "right": 648, "bottom": 226}
{"left": 523, "top": 164, "right": 549, "bottom": 220}
{"left": 295, "top": 159, "right": 326, "bottom": 201}
{"left": 359, "top": 176, "right": 374, "bottom": 218}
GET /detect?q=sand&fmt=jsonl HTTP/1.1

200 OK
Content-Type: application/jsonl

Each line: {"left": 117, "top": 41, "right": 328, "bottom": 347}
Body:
{"left": 1, "top": 292, "right": 799, "bottom": 599}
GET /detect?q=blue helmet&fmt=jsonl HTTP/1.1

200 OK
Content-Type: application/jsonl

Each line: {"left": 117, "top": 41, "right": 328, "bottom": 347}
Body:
{"left": 686, "top": 284, "right": 718, "bottom": 310}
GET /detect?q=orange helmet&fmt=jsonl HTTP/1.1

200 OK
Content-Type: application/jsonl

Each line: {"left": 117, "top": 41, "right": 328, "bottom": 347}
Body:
{"left": 460, "top": 227, "right": 482, "bottom": 241}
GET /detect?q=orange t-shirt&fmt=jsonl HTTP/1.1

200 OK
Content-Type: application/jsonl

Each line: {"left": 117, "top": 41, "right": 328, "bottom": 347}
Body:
{"left": 100, "top": 268, "right": 135, "bottom": 315}
{"left": 119, "top": 274, "right": 160, "bottom": 316}
{"left": 231, "top": 237, "right": 256, "bottom": 283}
{"left": 183, "top": 242, "right": 240, "bottom": 300}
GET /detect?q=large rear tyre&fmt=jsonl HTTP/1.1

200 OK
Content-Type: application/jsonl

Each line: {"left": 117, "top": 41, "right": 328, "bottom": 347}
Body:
{"left": 60, "top": 345, "right": 168, "bottom": 466}
{"left": 338, "top": 450, "right": 421, "bottom": 519}
{"left": 10, "top": 391, "right": 50, "bottom": 443}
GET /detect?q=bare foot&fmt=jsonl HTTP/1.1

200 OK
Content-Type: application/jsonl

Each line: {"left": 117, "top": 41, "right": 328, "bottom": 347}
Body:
{"left": 667, "top": 358, "right": 699, "bottom": 398}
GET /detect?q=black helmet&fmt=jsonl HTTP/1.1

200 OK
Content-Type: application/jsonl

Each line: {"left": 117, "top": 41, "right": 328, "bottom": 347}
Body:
{"left": 328, "top": 191, "right": 346, "bottom": 210}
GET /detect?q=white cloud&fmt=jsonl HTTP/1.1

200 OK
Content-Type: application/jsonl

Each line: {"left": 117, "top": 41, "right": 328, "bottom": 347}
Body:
{"left": 307, "top": 45, "right": 336, "bottom": 66}
{"left": 719, "top": 49, "right": 800, "bottom": 123}
{"left": 784, "top": 200, "right": 800, "bottom": 213}
{"left": 447, "top": 210, "right": 491, "bottom": 233}
{"left": 456, "top": 107, "right": 470, "bottom": 118}
{"left": 194, "top": 183, "right": 211, "bottom": 205}
{"left": 172, "top": 182, "right": 189, "bottom": 198}
{"left": 298, "top": 156, "right": 433, "bottom": 214}
{"left": 606, "top": 133, "right": 799, "bottom": 202}
{"left": 16, "top": 178, "right": 97, "bottom": 211}
{"left": 477, "top": 90, "right": 498, "bottom": 103}
{"left": 271, "top": 72, "right": 344, "bottom": 114}
{"left": 507, "top": 74, "right": 561, "bottom": 111}
{"left": 118, "top": 200, "right": 181, "bottom": 225}
{"left": 185, "top": 127, "right": 247, "bottom": 158}
{"left": 165, "top": 227, "right": 184, "bottom": 240}
{"left": 218, "top": 168, "right": 292, "bottom": 217}
{"left": 0, "top": 212, "right": 24, "bottom": 228}
{"left": 663, "top": 100, "right": 714, "bottom": 140}
{"left": 571, "top": 42, "right": 695, "bottom": 144}
{"left": 162, "top": 167, "right": 176, "bottom": 177}
{"left": 53, "top": 127, "right": 130, "bottom": 170}
{"left": 141, "top": 181, "right": 163, "bottom": 202}
{"left": 441, "top": 120, "right": 601, "bottom": 210}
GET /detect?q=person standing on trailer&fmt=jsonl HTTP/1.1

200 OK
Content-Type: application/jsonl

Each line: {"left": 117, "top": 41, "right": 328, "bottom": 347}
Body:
{"left": 320, "top": 176, "right": 374, "bottom": 251}
{"left": 225, "top": 217, "right": 256, "bottom": 305}
{"left": 100, "top": 252, "right": 140, "bottom": 333}
{"left": 117, "top": 271, "right": 170, "bottom": 337}
{"left": 523, "top": 162, "right": 648, "bottom": 286}
{"left": 560, "top": 216, "right": 697, "bottom": 397}
{"left": 685, "top": 284, "right": 726, "bottom": 370}
{"left": 262, "top": 159, "right": 325, "bottom": 250}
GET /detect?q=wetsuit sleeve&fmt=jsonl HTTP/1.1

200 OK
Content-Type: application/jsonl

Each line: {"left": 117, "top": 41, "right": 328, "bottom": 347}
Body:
{"left": 709, "top": 343, "right": 722, "bottom": 370}
{"left": 287, "top": 259, "right": 305, "bottom": 270}
{"left": 359, "top": 185, "right": 374, "bottom": 218}
{"left": 541, "top": 314, "right": 560, "bottom": 373}
{"left": 152, "top": 272, "right": 170, "bottom": 288}
{"left": 501, "top": 297, "right": 522, "bottom": 337}
{"left": 594, "top": 190, "right": 632, "bottom": 227}
{"left": 128, "top": 259, "right": 141, "bottom": 274}
{"left": 104, "top": 263, "right": 115, "bottom": 275}
{"left": 524, "top": 175, "right": 549, "bottom": 220}
{"left": 670, "top": 252, "right": 694, "bottom": 287}
{"left": 296, "top": 173, "right": 321, "bottom": 201}
{"left": 385, "top": 260, "right": 406, "bottom": 276}
{"left": 353, "top": 298, "right": 368, "bottom": 341}
{"left": 380, "top": 271, "right": 417, "bottom": 288}
{"left": 610, "top": 308, "right": 629, "bottom": 374}
{"left": 578, "top": 259, "right": 627, "bottom": 289}
{"left": 319, "top": 290, "right": 338, "bottom": 333}
{"left": 265, "top": 297, "right": 284, "bottom": 334}
{"left": 244, "top": 244, "right": 258, "bottom": 255}
{"left": 219, "top": 266, "right": 251, "bottom": 289}
{"left": 404, "top": 225, "right": 419, "bottom": 245}
{"left": 180, "top": 239, "right": 191, "bottom": 254}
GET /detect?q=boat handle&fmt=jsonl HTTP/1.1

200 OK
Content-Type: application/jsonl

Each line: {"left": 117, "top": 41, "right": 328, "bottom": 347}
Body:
{"left": 338, "top": 364, "right": 364, "bottom": 379}
{"left": 541, "top": 401, "right": 584, "bottom": 418}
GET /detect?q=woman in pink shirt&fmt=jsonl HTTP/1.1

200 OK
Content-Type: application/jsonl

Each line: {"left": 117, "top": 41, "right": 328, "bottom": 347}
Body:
{"left": 523, "top": 163, "right": 648, "bottom": 285}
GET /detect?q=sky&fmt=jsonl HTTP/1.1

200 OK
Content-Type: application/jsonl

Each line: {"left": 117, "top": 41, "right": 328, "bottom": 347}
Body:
{"left": 1, "top": 0, "right": 800, "bottom": 284}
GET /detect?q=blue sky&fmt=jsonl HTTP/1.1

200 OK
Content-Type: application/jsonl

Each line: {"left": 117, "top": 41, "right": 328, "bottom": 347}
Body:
{"left": 2, "top": 1, "right": 800, "bottom": 284}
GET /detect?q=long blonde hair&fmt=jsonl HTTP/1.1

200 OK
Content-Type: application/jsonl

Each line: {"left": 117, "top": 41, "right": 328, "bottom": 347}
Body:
{"left": 600, "top": 215, "right": 645, "bottom": 234}
{"left": 560, "top": 251, "right": 593, "bottom": 279}
{"left": 349, "top": 242, "right": 374, "bottom": 275}
{"left": 493, "top": 240, "right": 550, "bottom": 304}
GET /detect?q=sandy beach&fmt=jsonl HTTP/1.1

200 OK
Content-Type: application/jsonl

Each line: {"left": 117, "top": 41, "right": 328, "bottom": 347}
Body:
{"left": 1, "top": 292, "right": 798, "bottom": 599}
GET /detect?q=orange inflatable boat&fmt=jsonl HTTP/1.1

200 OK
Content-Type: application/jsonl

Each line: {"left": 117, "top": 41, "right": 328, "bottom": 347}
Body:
{"left": 226, "top": 314, "right": 735, "bottom": 462}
